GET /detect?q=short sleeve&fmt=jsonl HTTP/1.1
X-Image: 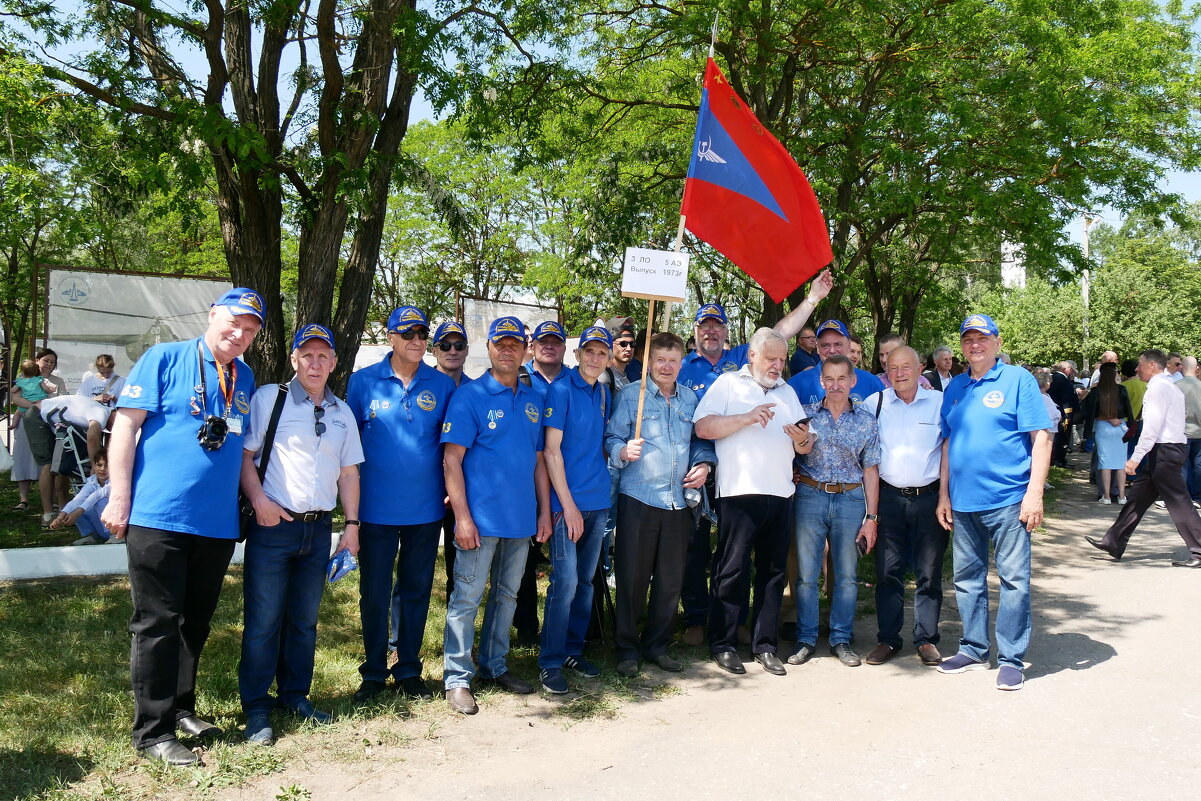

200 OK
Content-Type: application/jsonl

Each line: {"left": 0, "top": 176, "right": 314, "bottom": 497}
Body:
{"left": 116, "top": 345, "right": 167, "bottom": 413}
{"left": 1015, "top": 370, "right": 1053, "bottom": 433}
{"left": 338, "top": 410, "right": 365, "bottom": 467}
{"left": 242, "top": 384, "right": 275, "bottom": 453}
{"left": 861, "top": 419, "right": 882, "bottom": 468}
{"left": 693, "top": 373, "right": 731, "bottom": 421}
{"left": 543, "top": 380, "right": 570, "bottom": 432}
{"left": 440, "top": 388, "right": 479, "bottom": 448}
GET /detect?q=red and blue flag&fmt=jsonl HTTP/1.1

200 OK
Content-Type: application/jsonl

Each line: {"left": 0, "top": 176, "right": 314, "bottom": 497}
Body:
{"left": 681, "top": 59, "right": 833, "bottom": 303}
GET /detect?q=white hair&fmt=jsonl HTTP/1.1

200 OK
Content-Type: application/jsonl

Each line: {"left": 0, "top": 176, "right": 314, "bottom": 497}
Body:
{"left": 748, "top": 327, "right": 786, "bottom": 354}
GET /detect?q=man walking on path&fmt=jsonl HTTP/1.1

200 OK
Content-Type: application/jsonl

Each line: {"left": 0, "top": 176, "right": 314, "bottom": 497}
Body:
{"left": 1086, "top": 349, "right": 1201, "bottom": 567}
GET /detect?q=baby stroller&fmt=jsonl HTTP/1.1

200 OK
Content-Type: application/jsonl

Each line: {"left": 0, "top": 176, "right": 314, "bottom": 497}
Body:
{"left": 44, "top": 407, "right": 91, "bottom": 493}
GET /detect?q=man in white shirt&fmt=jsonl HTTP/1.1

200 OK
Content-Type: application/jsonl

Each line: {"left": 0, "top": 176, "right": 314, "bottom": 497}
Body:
{"left": 694, "top": 328, "right": 812, "bottom": 677}
{"left": 860, "top": 346, "right": 948, "bottom": 667}
{"left": 1086, "top": 349, "right": 1201, "bottom": 566}
{"left": 1167, "top": 352, "right": 1184, "bottom": 382}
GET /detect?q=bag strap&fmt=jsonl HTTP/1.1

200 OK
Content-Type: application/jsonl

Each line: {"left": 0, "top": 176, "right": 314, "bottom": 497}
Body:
{"left": 874, "top": 392, "right": 884, "bottom": 419}
{"left": 256, "top": 383, "right": 289, "bottom": 481}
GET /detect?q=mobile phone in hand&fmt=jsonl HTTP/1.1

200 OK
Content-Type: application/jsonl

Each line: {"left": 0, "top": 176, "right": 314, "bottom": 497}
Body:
{"left": 794, "top": 416, "right": 812, "bottom": 427}
{"left": 856, "top": 536, "right": 868, "bottom": 557}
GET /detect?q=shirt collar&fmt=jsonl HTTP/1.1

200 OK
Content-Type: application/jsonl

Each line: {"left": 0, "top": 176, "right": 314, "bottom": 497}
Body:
{"left": 736, "top": 364, "right": 784, "bottom": 390}
{"left": 482, "top": 369, "right": 527, "bottom": 395}
{"left": 287, "top": 377, "right": 338, "bottom": 407}
{"left": 965, "top": 358, "right": 1004, "bottom": 386}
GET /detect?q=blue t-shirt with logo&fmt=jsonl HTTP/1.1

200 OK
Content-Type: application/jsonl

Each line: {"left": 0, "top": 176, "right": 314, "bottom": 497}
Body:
{"left": 441, "top": 370, "right": 545, "bottom": 539}
{"left": 788, "top": 366, "right": 885, "bottom": 406}
{"left": 543, "top": 367, "right": 612, "bottom": 513}
{"left": 940, "top": 359, "right": 1051, "bottom": 512}
{"left": 347, "top": 356, "right": 456, "bottom": 526}
{"left": 118, "top": 337, "right": 255, "bottom": 539}
{"left": 678, "top": 344, "right": 749, "bottom": 400}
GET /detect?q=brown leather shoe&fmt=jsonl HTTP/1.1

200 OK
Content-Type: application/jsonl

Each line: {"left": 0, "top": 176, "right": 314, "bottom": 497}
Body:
{"left": 445, "top": 687, "right": 478, "bottom": 715}
{"left": 917, "top": 643, "right": 942, "bottom": 666}
{"left": 681, "top": 625, "right": 705, "bottom": 647}
{"left": 865, "top": 643, "right": 896, "bottom": 665}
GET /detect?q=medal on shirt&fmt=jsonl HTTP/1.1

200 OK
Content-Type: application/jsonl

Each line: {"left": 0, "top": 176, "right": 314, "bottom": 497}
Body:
{"left": 488, "top": 421, "right": 497, "bottom": 429}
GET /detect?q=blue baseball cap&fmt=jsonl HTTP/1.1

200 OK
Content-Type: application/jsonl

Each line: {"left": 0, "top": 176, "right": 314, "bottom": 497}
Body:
{"left": 578, "top": 326, "right": 614, "bottom": 349}
{"left": 695, "top": 303, "right": 728, "bottom": 324}
{"left": 815, "top": 319, "right": 851, "bottom": 339}
{"left": 213, "top": 288, "right": 266, "bottom": 322}
{"left": 532, "top": 321, "right": 567, "bottom": 341}
{"left": 960, "top": 313, "right": 999, "bottom": 337}
{"left": 292, "top": 323, "right": 335, "bottom": 351}
{"left": 387, "top": 306, "right": 429, "bottom": 334}
{"left": 433, "top": 321, "right": 468, "bottom": 344}
{"left": 488, "top": 316, "right": 526, "bottom": 343}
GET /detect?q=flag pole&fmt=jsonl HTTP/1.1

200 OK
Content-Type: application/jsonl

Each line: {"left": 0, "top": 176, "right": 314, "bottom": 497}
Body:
{"left": 660, "top": 214, "right": 686, "bottom": 331}
{"left": 633, "top": 298, "right": 656, "bottom": 441}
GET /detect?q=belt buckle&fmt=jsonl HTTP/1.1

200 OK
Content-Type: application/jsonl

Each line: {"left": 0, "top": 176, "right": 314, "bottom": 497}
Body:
{"left": 822, "top": 482, "right": 838, "bottom": 494}
{"left": 901, "top": 486, "right": 917, "bottom": 497}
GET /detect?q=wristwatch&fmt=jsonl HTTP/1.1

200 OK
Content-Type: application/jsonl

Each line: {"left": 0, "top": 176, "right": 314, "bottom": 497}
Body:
{"left": 864, "top": 514, "right": 878, "bottom": 522}
{"left": 344, "top": 519, "right": 360, "bottom": 526}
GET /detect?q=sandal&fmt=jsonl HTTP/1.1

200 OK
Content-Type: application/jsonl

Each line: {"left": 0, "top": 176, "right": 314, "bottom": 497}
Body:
{"left": 12, "top": 501, "right": 28, "bottom": 512}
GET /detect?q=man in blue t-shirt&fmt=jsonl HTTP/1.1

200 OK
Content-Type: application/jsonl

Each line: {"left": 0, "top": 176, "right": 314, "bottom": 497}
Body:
{"left": 103, "top": 288, "right": 265, "bottom": 767}
{"left": 346, "top": 306, "right": 456, "bottom": 704}
{"left": 538, "top": 326, "right": 614, "bottom": 694}
{"left": 440, "top": 316, "right": 552, "bottom": 715}
{"left": 935, "top": 314, "right": 1051, "bottom": 692}
{"left": 787, "top": 319, "right": 885, "bottom": 405}
{"left": 676, "top": 269, "right": 833, "bottom": 646}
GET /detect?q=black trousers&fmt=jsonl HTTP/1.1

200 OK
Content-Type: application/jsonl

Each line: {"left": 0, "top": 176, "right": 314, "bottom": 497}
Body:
{"left": 1052, "top": 417, "right": 1072, "bottom": 466}
{"left": 708, "top": 494, "right": 791, "bottom": 654}
{"left": 613, "top": 494, "right": 692, "bottom": 661}
{"left": 126, "top": 525, "right": 235, "bottom": 748}
{"left": 512, "top": 540, "right": 544, "bottom": 637}
{"left": 680, "top": 484, "right": 715, "bottom": 627}
{"left": 1099, "top": 442, "right": 1201, "bottom": 558}
{"left": 874, "top": 485, "right": 948, "bottom": 649}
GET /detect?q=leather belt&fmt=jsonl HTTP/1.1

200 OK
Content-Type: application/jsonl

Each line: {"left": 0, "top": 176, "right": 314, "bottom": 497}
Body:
{"left": 881, "top": 480, "right": 940, "bottom": 497}
{"left": 283, "top": 509, "right": 331, "bottom": 522}
{"left": 797, "top": 475, "right": 862, "bottom": 494}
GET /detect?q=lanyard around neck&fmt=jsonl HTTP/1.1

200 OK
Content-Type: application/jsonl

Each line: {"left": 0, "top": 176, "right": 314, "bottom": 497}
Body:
{"left": 197, "top": 342, "right": 236, "bottom": 418}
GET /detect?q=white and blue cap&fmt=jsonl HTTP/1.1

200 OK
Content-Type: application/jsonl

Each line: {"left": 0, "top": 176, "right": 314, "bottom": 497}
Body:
{"left": 488, "top": 316, "right": 526, "bottom": 343}
{"left": 815, "top": 319, "right": 851, "bottom": 339}
{"left": 387, "top": 306, "right": 429, "bottom": 334}
{"left": 532, "top": 321, "right": 567, "bottom": 341}
{"left": 433, "top": 321, "right": 467, "bottom": 344}
{"left": 213, "top": 288, "right": 266, "bottom": 322}
{"left": 578, "top": 325, "right": 614, "bottom": 349}
{"left": 695, "top": 303, "right": 728, "bottom": 324}
{"left": 292, "top": 323, "right": 335, "bottom": 351}
{"left": 960, "top": 313, "right": 999, "bottom": 337}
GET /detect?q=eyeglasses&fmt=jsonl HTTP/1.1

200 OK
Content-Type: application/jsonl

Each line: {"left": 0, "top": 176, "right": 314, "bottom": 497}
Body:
{"left": 615, "top": 340, "right": 635, "bottom": 348}
{"left": 394, "top": 328, "right": 429, "bottom": 340}
{"left": 313, "top": 405, "right": 326, "bottom": 437}
{"left": 436, "top": 341, "right": 467, "bottom": 352}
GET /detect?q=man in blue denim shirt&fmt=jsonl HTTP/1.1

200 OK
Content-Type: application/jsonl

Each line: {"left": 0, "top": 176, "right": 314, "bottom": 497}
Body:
{"left": 605, "top": 332, "right": 715, "bottom": 678}
{"left": 792, "top": 355, "right": 881, "bottom": 669}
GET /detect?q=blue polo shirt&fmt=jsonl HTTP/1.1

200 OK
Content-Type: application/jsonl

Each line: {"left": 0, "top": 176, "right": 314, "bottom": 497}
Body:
{"left": 441, "top": 370, "right": 544, "bottom": 539}
{"left": 523, "top": 360, "right": 567, "bottom": 401}
{"left": 117, "top": 337, "right": 255, "bottom": 539}
{"left": 789, "top": 347, "right": 820, "bottom": 376}
{"left": 788, "top": 366, "right": 885, "bottom": 406}
{"left": 543, "top": 367, "right": 612, "bottom": 513}
{"left": 678, "top": 345, "right": 749, "bottom": 400}
{"left": 347, "top": 356, "right": 456, "bottom": 525}
{"left": 940, "top": 359, "right": 1051, "bottom": 512}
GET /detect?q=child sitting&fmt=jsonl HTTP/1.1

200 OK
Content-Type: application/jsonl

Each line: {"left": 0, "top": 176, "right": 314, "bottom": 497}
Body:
{"left": 51, "top": 448, "right": 114, "bottom": 545}
{"left": 14, "top": 359, "right": 56, "bottom": 403}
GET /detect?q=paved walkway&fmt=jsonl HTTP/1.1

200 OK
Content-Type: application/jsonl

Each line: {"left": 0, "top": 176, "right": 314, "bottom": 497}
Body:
{"left": 221, "top": 455, "right": 1201, "bottom": 800}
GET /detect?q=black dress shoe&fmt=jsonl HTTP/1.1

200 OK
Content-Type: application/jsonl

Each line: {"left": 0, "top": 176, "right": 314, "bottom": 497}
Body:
{"left": 139, "top": 739, "right": 200, "bottom": 766}
{"left": 353, "top": 680, "right": 386, "bottom": 704}
{"left": 754, "top": 652, "right": 787, "bottom": 676}
{"left": 397, "top": 676, "right": 436, "bottom": 700}
{"left": 1085, "top": 536, "right": 1121, "bottom": 560}
{"left": 648, "top": 653, "right": 683, "bottom": 672}
{"left": 712, "top": 651, "right": 746, "bottom": 674}
{"left": 487, "top": 671, "right": 535, "bottom": 694}
{"left": 1172, "top": 557, "right": 1201, "bottom": 568}
{"left": 176, "top": 715, "right": 222, "bottom": 740}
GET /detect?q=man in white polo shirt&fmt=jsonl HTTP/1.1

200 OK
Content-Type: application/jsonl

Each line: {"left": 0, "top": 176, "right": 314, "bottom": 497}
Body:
{"left": 694, "top": 328, "right": 812, "bottom": 677}
{"left": 860, "top": 346, "right": 947, "bottom": 667}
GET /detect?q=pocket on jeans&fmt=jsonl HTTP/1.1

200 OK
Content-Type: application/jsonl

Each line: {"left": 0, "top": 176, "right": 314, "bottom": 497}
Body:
{"left": 452, "top": 542, "right": 479, "bottom": 583}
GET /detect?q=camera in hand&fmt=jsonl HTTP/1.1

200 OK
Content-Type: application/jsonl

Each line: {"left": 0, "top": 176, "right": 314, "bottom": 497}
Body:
{"left": 197, "top": 415, "right": 229, "bottom": 450}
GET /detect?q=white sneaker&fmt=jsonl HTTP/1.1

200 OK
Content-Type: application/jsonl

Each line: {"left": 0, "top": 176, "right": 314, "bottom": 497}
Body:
{"left": 1118, "top": 497, "right": 1128, "bottom": 505}
{"left": 1155, "top": 500, "right": 1167, "bottom": 509}
{"left": 71, "top": 535, "right": 99, "bottom": 546}
{"left": 1096, "top": 497, "right": 1111, "bottom": 505}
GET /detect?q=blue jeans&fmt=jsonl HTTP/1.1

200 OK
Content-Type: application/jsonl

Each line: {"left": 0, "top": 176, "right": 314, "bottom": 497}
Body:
{"left": 359, "top": 520, "right": 441, "bottom": 683}
{"left": 239, "top": 518, "right": 330, "bottom": 714}
{"left": 951, "top": 502, "right": 1031, "bottom": 669}
{"left": 539, "top": 508, "right": 608, "bottom": 669}
{"left": 794, "top": 483, "right": 865, "bottom": 646}
{"left": 443, "top": 536, "right": 529, "bottom": 689}
{"left": 75, "top": 505, "right": 111, "bottom": 541}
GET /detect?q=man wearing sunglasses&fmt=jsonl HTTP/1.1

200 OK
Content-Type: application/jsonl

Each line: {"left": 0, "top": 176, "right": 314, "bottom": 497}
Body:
{"left": 346, "top": 306, "right": 457, "bottom": 704}
{"left": 238, "top": 324, "right": 363, "bottom": 745}
{"left": 430, "top": 321, "right": 473, "bottom": 599}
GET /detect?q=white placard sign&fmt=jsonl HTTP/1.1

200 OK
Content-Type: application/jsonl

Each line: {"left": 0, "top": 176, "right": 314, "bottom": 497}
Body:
{"left": 620, "top": 247, "right": 689, "bottom": 301}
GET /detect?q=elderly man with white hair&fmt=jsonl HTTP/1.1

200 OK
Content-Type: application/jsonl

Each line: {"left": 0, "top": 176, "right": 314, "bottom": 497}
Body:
{"left": 693, "top": 328, "right": 813, "bottom": 677}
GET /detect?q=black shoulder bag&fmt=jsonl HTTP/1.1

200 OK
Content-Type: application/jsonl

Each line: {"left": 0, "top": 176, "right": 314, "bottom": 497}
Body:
{"left": 238, "top": 384, "right": 289, "bottom": 541}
